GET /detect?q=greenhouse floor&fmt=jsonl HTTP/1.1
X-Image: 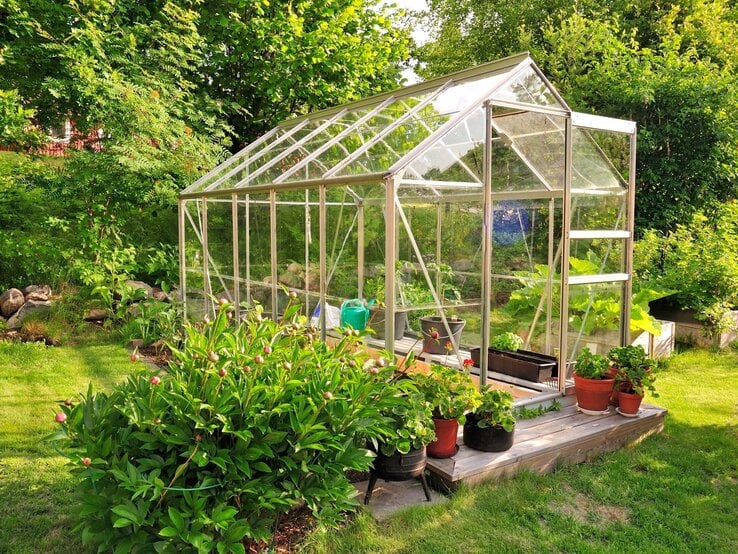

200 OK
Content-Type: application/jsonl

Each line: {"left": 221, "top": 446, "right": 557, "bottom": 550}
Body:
{"left": 424, "top": 394, "right": 667, "bottom": 491}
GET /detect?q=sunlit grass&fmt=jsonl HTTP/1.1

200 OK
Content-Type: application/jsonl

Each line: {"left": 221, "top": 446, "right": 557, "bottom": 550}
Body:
{"left": 0, "top": 341, "right": 137, "bottom": 552}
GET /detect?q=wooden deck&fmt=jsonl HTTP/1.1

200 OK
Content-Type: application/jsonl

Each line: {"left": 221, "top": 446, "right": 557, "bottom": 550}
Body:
{"left": 426, "top": 395, "right": 666, "bottom": 491}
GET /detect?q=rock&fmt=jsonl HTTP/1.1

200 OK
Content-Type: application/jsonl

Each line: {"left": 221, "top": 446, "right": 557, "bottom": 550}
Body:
{"left": 22, "top": 284, "right": 51, "bottom": 298}
{"left": 125, "top": 280, "right": 154, "bottom": 299}
{"left": 84, "top": 308, "right": 108, "bottom": 321}
{"left": 25, "top": 291, "right": 49, "bottom": 302}
{"left": 0, "top": 288, "right": 25, "bottom": 317}
{"left": 7, "top": 299, "right": 52, "bottom": 329}
{"left": 152, "top": 288, "right": 170, "bottom": 303}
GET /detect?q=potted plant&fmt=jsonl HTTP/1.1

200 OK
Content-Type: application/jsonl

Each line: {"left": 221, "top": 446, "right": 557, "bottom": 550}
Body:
{"left": 414, "top": 263, "right": 465, "bottom": 354}
{"left": 573, "top": 346, "right": 615, "bottom": 413}
{"left": 364, "top": 262, "right": 409, "bottom": 341}
{"left": 470, "top": 332, "right": 561, "bottom": 383}
{"left": 608, "top": 345, "right": 657, "bottom": 416}
{"left": 364, "top": 383, "right": 436, "bottom": 504}
{"left": 463, "top": 387, "right": 516, "bottom": 452}
{"left": 412, "top": 364, "right": 481, "bottom": 458}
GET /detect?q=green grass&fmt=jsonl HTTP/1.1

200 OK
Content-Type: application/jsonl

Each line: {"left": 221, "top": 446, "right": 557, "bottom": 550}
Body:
{"left": 0, "top": 340, "right": 138, "bottom": 553}
{"left": 306, "top": 347, "right": 738, "bottom": 553}
{"left": 1, "top": 343, "right": 737, "bottom": 553}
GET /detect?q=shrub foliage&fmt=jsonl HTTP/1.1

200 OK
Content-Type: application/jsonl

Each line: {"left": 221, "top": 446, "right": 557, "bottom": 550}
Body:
{"left": 51, "top": 300, "right": 412, "bottom": 552}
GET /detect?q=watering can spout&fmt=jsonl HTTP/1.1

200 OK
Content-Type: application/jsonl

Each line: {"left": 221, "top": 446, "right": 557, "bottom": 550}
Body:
{"left": 340, "top": 298, "right": 371, "bottom": 331}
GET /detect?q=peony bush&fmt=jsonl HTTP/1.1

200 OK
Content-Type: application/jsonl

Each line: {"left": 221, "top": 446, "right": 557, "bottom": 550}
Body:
{"left": 50, "top": 299, "right": 414, "bottom": 552}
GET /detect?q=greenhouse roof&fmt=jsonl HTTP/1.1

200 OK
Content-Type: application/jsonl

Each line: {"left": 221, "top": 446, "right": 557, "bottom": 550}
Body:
{"left": 182, "top": 53, "right": 634, "bottom": 199}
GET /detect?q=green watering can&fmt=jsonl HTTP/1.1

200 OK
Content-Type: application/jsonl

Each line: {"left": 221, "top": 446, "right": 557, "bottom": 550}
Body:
{"left": 340, "top": 298, "right": 375, "bottom": 331}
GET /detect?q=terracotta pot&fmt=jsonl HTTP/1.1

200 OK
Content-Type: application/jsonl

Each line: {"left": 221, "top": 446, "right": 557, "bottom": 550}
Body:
{"left": 427, "top": 417, "right": 459, "bottom": 458}
{"left": 607, "top": 366, "right": 620, "bottom": 406}
{"left": 573, "top": 373, "right": 615, "bottom": 412}
{"left": 463, "top": 414, "right": 515, "bottom": 452}
{"left": 617, "top": 390, "right": 644, "bottom": 415}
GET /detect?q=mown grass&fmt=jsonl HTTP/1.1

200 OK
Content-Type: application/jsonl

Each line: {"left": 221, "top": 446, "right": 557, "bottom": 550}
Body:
{"left": 306, "top": 347, "right": 738, "bottom": 553}
{"left": 0, "top": 339, "right": 138, "bottom": 553}
{"left": 1, "top": 343, "right": 737, "bottom": 553}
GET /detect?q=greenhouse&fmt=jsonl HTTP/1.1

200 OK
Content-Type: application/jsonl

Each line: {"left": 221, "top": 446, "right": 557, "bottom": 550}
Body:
{"left": 178, "top": 52, "right": 636, "bottom": 394}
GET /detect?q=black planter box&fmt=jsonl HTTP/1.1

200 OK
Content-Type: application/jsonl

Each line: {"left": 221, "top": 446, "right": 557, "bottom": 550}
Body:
{"left": 469, "top": 347, "right": 560, "bottom": 382}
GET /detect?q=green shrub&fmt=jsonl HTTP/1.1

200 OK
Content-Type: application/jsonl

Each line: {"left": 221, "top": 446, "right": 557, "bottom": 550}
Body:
{"left": 50, "top": 300, "right": 412, "bottom": 551}
{"left": 120, "top": 299, "right": 184, "bottom": 348}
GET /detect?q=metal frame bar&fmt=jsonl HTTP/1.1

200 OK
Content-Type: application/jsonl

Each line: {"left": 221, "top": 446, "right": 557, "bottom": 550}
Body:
{"left": 270, "top": 190, "right": 278, "bottom": 318}
{"left": 568, "top": 273, "right": 629, "bottom": 285}
{"left": 569, "top": 230, "right": 630, "bottom": 239}
{"left": 358, "top": 204, "right": 365, "bottom": 298}
{"left": 558, "top": 118, "right": 573, "bottom": 393}
{"left": 622, "top": 130, "right": 638, "bottom": 346}
{"left": 231, "top": 193, "right": 240, "bottom": 319}
{"left": 479, "top": 101, "right": 494, "bottom": 386}
{"left": 178, "top": 199, "right": 187, "bottom": 316}
{"left": 319, "top": 185, "right": 328, "bottom": 339}
{"left": 244, "top": 196, "right": 251, "bottom": 305}
{"left": 384, "top": 175, "right": 396, "bottom": 351}
{"left": 201, "top": 197, "right": 212, "bottom": 317}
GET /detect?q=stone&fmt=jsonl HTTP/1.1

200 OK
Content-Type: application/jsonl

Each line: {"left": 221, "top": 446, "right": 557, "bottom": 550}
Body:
{"left": 84, "top": 308, "right": 108, "bottom": 321}
{"left": 125, "top": 280, "right": 154, "bottom": 298}
{"left": 152, "top": 288, "right": 170, "bottom": 302}
{"left": 25, "top": 291, "right": 49, "bottom": 302}
{"left": 0, "top": 288, "right": 25, "bottom": 317}
{"left": 22, "top": 284, "right": 51, "bottom": 298}
{"left": 7, "top": 299, "right": 52, "bottom": 329}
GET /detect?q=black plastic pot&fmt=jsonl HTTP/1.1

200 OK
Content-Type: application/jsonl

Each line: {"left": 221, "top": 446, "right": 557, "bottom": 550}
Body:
{"left": 463, "top": 413, "right": 515, "bottom": 452}
{"left": 365, "top": 446, "right": 431, "bottom": 504}
{"left": 420, "top": 316, "right": 465, "bottom": 354}
{"left": 470, "top": 347, "right": 561, "bottom": 382}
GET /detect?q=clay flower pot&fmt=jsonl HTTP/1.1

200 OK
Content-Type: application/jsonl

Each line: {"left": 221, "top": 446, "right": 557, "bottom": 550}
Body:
{"left": 426, "top": 417, "right": 459, "bottom": 458}
{"left": 617, "top": 390, "right": 644, "bottom": 415}
{"left": 573, "top": 373, "right": 615, "bottom": 412}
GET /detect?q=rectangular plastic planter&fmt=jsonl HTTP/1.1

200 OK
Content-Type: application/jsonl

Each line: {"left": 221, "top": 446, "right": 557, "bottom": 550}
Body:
{"left": 469, "top": 348, "right": 559, "bottom": 383}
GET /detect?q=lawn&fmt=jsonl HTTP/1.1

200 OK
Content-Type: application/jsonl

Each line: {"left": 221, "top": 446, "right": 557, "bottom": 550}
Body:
{"left": 0, "top": 339, "right": 137, "bottom": 553}
{"left": 1, "top": 341, "right": 737, "bottom": 553}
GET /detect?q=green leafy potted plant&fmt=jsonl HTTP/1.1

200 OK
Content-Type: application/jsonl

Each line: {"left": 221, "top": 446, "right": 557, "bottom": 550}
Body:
{"left": 418, "top": 263, "right": 465, "bottom": 354}
{"left": 364, "top": 379, "right": 436, "bottom": 505}
{"left": 364, "top": 262, "right": 410, "bottom": 341}
{"left": 470, "top": 331, "right": 560, "bottom": 383}
{"left": 573, "top": 346, "right": 615, "bottom": 413}
{"left": 411, "top": 364, "right": 481, "bottom": 458}
{"left": 463, "top": 387, "right": 516, "bottom": 452}
{"left": 608, "top": 345, "right": 657, "bottom": 416}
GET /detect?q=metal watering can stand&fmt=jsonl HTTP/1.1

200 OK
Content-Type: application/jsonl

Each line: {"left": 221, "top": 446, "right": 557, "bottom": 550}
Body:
{"left": 340, "top": 299, "right": 374, "bottom": 330}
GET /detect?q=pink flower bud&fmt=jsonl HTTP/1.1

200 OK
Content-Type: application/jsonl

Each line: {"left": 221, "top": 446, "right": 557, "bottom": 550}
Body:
{"left": 55, "top": 412, "right": 67, "bottom": 423}
{"left": 254, "top": 355, "right": 264, "bottom": 364}
{"left": 194, "top": 433, "right": 202, "bottom": 442}
{"left": 130, "top": 352, "right": 140, "bottom": 362}
{"left": 82, "top": 457, "right": 91, "bottom": 467}
{"left": 64, "top": 398, "right": 73, "bottom": 407}
{"left": 218, "top": 367, "right": 227, "bottom": 378}
{"left": 368, "top": 367, "right": 379, "bottom": 375}
{"left": 377, "top": 357, "right": 387, "bottom": 368}
{"left": 430, "top": 330, "right": 440, "bottom": 340}
{"left": 208, "top": 350, "right": 219, "bottom": 362}
{"left": 284, "top": 362, "right": 292, "bottom": 370}
{"left": 263, "top": 345, "right": 272, "bottom": 354}
{"left": 323, "top": 391, "right": 334, "bottom": 400}
{"left": 243, "top": 365, "right": 251, "bottom": 373}
{"left": 150, "top": 375, "right": 161, "bottom": 386}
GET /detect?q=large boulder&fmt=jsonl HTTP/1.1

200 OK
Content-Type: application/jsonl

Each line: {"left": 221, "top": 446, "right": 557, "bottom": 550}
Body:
{"left": 125, "top": 280, "right": 154, "bottom": 299}
{"left": 7, "top": 299, "right": 52, "bottom": 329}
{"left": 22, "top": 284, "right": 51, "bottom": 298}
{"left": 84, "top": 308, "right": 108, "bottom": 322}
{"left": 0, "top": 288, "right": 25, "bottom": 317}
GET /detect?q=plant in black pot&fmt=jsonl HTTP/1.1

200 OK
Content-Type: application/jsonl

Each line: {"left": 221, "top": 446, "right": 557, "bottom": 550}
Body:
{"left": 470, "top": 332, "right": 560, "bottom": 383}
{"left": 608, "top": 345, "right": 657, "bottom": 417}
{"left": 416, "top": 263, "right": 465, "bottom": 355}
{"left": 364, "top": 262, "right": 410, "bottom": 341}
{"left": 365, "top": 371, "right": 436, "bottom": 505}
{"left": 463, "top": 387, "right": 516, "bottom": 452}
{"left": 412, "top": 364, "right": 481, "bottom": 458}
{"left": 573, "top": 346, "right": 615, "bottom": 414}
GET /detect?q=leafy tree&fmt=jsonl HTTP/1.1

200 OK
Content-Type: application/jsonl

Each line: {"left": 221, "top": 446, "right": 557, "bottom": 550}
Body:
{"left": 195, "top": 0, "right": 412, "bottom": 146}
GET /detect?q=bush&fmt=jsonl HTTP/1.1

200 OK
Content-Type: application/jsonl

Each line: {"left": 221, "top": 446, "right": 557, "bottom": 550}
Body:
{"left": 50, "top": 300, "right": 411, "bottom": 552}
{"left": 635, "top": 201, "right": 738, "bottom": 332}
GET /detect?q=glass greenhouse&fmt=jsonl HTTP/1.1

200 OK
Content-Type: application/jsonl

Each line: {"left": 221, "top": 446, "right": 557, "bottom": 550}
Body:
{"left": 179, "top": 53, "right": 636, "bottom": 394}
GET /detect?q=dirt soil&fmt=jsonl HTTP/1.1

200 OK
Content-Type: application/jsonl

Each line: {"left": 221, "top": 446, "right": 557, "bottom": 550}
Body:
{"left": 245, "top": 505, "right": 317, "bottom": 553}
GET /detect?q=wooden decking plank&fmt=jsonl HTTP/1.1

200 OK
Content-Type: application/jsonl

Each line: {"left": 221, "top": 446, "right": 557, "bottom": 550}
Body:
{"left": 425, "top": 404, "right": 666, "bottom": 488}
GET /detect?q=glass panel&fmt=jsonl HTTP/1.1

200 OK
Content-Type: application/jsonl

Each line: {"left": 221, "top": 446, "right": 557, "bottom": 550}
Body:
{"left": 571, "top": 128, "right": 628, "bottom": 192}
{"left": 570, "top": 193, "right": 627, "bottom": 232}
{"left": 205, "top": 199, "right": 235, "bottom": 307}
{"left": 491, "top": 65, "right": 564, "bottom": 109}
{"left": 201, "top": 124, "right": 301, "bottom": 192}
{"left": 324, "top": 187, "right": 362, "bottom": 311}
{"left": 490, "top": 198, "right": 564, "bottom": 356}
{"left": 183, "top": 199, "right": 206, "bottom": 319}
{"left": 338, "top": 72, "right": 509, "bottom": 176}
{"left": 490, "top": 109, "right": 566, "bottom": 191}
{"left": 405, "top": 108, "right": 486, "bottom": 183}
{"left": 569, "top": 240, "right": 625, "bottom": 276}
{"left": 237, "top": 192, "right": 272, "bottom": 315}
{"left": 274, "top": 189, "right": 320, "bottom": 320}
{"left": 567, "top": 282, "right": 625, "bottom": 358}
{"left": 287, "top": 96, "right": 430, "bottom": 182}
